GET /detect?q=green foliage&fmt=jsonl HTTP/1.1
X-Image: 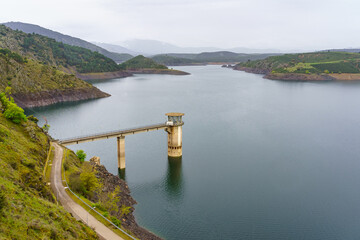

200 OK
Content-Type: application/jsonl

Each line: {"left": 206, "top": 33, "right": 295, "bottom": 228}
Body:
{"left": 120, "top": 205, "right": 131, "bottom": 216}
{"left": 324, "top": 69, "right": 330, "bottom": 74}
{"left": 110, "top": 216, "right": 122, "bottom": 228}
{"left": 42, "top": 124, "right": 50, "bottom": 133}
{"left": 27, "top": 115, "right": 39, "bottom": 123}
{"left": 76, "top": 149, "right": 86, "bottom": 163}
{"left": 80, "top": 163, "right": 99, "bottom": 193}
{"left": 0, "top": 88, "right": 27, "bottom": 124}
{"left": 0, "top": 190, "right": 7, "bottom": 212}
{"left": 0, "top": 48, "right": 25, "bottom": 63}
{"left": 119, "top": 55, "right": 168, "bottom": 70}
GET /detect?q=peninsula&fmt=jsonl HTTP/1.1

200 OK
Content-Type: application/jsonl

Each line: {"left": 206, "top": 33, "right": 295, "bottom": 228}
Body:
{"left": 234, "top": 51, "right": 360, "bottom": 81}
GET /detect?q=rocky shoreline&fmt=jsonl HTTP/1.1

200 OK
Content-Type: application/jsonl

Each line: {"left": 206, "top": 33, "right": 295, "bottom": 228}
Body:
{"left": 89, "top": 158, "right": 162, "bottom": 240}
{"left": 12, "top": 87, "right": 110, "bottom": 108}
{"left": 233, "top": 67, "right": 342, "bottom": 81}
{"left": 76, "top": 70, "right": 133, "bottom": 80}
{"left": 127, "top": 69, "right": 190, "bottom": 75}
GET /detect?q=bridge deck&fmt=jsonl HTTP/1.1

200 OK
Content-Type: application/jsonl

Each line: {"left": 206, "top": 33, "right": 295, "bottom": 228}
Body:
{"left": 59, "top": 123, "right": 174, "bottom": 146}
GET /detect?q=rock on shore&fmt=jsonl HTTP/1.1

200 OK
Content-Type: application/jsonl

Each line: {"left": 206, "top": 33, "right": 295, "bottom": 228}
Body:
{"left": 89, "top": 158, "right": 163, "bottom": 240}
{"left": 12, "top": 87, "right": 110, "bottom": 108}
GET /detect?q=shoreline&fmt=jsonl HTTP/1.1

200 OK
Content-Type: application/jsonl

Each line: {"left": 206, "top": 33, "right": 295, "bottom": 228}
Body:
{"left": 233, "top": 66, "right": 360, "bottom": 81}
{"left": 88, "top": 158, "right": 163, "bottom": 240}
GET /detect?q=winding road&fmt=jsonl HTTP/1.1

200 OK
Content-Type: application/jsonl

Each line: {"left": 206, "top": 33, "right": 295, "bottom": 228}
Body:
{"left": 50, "top": 142, "right": 124, "bottom": 240}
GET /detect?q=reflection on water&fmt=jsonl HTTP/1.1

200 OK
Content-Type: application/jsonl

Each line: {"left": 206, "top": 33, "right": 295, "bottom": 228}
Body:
{"left": 165, "top": 157, "right": 183, "bottom": 199}
{"left": 118, "top": 168, "right": 126, "bottom": 180}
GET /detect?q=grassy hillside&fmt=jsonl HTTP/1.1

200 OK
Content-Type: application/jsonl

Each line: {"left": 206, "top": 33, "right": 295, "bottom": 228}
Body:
{"left": 0, "top": 48, "right": 109, "bottom": 107}
{"left": 0, "top": 103, "right": 98, "bottom": 239}
{"left": 119, "top": 55, "right": 168, "bottom": 70}
{"left": 0, "top": 25, "right": 120, "bottom": 73}
{"left": 236, "top": 52, "right": 360, "bottom": 74}
{"left": 2, "top": 22, "right": 133, "bottom": 63}
{"left": 0, "top": 48, "right": 97, "bottom": 93}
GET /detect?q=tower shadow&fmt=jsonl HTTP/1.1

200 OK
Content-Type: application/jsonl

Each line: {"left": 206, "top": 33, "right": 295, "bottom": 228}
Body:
{"left": 165, "top": 156, "right": 184, "bottom": 198}
{"left": 118, "top": 168, "right": 126, "bottom": 180}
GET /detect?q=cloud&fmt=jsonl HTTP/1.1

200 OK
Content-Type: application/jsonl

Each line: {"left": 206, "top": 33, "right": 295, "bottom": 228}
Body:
{"left": 1, "top": 0, "right": 359, "bottom": 51}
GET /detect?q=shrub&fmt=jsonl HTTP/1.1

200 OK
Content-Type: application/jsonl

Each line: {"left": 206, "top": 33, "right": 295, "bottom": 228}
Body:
{"left": 0, "top": 191, "right": 7, "bottom": 212}
{"left": 3, "top": 102, "right": 27, "bottom": 124}
{"left": 110, "top": 216, "right": 121, "bottom": 227}
{"left": 76, "top": 150, "right": 86, "bottom": 163}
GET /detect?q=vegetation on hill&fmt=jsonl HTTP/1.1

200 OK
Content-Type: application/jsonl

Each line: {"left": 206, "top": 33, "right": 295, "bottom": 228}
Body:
{"left": 152, "top": 51, "right": 278, "bottom": 65}
{"left": 119, "top": 55, "right": 168, "bottom": 70}
{"left": 0, "top": 48, "right": 109, "bottom": 107}
{"left": 0, "top": 48, "right": 104, "bottom": 94}
{"left": 2, "top": 22, "right": 133, "bottom": 63}
{"left": 0, "top": 101, "right": 98, "bottom": 239}
{"left": 236, "top": 52, "right": 360, "bottom": 74}
{"left": 0, "top": 25, "right": 120, "bottom": 73}
{"left": 151, "top": 55, "right": 195, "bottom": 65}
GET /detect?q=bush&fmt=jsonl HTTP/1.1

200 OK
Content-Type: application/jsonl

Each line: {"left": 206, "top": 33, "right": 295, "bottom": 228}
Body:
{"left": 0, "top": 88, "right": 27, "bottom": 124}
{"left": 68, "top": 172, "right": 86, "bottom": 195}
{"left": 110, "top": 216, "right": 121, "bottom": 227}
{"left": 3, "top": 102, "right": 27, "bottom": 124}
{"left": 76, "top": 150, "right": 86, "bottom": 163}
{"left": 0, "top": 191, "right": 7, "bottom": 212}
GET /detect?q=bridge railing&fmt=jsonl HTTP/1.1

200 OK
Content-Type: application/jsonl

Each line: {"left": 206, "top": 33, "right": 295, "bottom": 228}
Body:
{"left": 59, "top": 122, "right": 168, "bottom": 143}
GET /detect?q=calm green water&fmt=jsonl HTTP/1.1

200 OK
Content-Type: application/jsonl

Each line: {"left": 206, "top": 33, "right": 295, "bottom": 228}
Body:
{"left": 29, "top": 66, "right": 360, "bottom": 239}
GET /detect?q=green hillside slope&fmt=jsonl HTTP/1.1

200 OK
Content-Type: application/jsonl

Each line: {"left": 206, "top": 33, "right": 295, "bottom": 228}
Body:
{"left": 236, "top": 52, "right": 360, "bottom": 74}
{"left": 0, "top": 48, "right": 109, "bottom": 108}
{"left": 0, "top": 25, "right": 120, "bottom": 73}
{"left": 0, "top": 104, "right": 98, "bottom": 239}
{"left": 2, "top": 22, "right": 133, "bottom": 63}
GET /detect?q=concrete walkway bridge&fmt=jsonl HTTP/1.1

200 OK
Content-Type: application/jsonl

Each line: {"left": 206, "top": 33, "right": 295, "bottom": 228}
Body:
{"left": 58, "top": 113, "right": 184, "bottom": 170}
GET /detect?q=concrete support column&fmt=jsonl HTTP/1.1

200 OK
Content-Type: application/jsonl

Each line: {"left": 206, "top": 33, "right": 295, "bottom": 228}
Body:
{"left": 167, "top": 126, "right": 183, "bottom": 158}
{"left": 117, "top": 136, "right": 125, "bottom": 169}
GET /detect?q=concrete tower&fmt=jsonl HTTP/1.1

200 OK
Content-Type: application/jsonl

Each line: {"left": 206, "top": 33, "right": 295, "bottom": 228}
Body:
{"left": 165, "top": 113, "right": 184, "bottom": 158}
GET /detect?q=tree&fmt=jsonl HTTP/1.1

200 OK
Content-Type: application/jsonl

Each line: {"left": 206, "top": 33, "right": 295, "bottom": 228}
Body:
{"left": 76, "top": 150, "right": 86, "bottom": 163}
{"left": 3, "top": 102, "right": 27, "bottom": 124}
{"left": 80, "top": 164, "right": 99, "bottom": 193}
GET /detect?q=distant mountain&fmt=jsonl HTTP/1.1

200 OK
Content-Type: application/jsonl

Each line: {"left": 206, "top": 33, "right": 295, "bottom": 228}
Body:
{"left": 1, "top": 22, "right": 131, "bottom": 63}
{"left": 152, "top": 51, "right": 279, "bottom": 65}
{"left": 92, "top": 42, "right": 137, "bottom": 56}
{"left": 324, "top": 48, "right": 360, "bottom": 53}
{"left": 112, "top": 39, "right": 284, "bottom": 55}
{"left": 117, "top": 39, "right": 221, "bottom": 55}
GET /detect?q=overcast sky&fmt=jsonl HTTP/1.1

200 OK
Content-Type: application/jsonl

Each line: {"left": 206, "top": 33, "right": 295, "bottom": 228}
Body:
{"left": 1, "top": 0, "right": 359, "bottom": 51}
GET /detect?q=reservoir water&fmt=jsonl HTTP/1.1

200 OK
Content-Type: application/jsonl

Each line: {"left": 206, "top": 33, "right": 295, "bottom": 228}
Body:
{"left": 29, "top": 65, "right": 360, "bottom": 239}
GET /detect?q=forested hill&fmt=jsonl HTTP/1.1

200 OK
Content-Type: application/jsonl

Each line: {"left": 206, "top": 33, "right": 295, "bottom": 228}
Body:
{"left": 234, "top": 51, "right": 360, "bottom": 81}
{"left": 119, "top": 55, "right": 168, "bottom": 70}
{"left": 152, "top": 51, "right": 278, "bottom": 65}
{"left": 0, "top": 48, "right": 109, "bottom": 107}
{"left": 0, "top": 25, "right": 120, "bottom": 73}
{"left": 2, "top": 22, "right": 133, "bottom": 63}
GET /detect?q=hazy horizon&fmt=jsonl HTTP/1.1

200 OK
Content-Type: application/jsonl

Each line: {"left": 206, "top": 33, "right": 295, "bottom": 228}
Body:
{"left": 1, "top": 0, "right": 360, "bottom": 52}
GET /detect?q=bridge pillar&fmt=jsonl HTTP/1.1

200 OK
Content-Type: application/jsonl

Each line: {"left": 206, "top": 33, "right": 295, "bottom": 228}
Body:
{"left": 166, "top": 113, "right": 184, "bottom": 158}
{"left": 117, "top": 136, "right": 125, "bottom": 169}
